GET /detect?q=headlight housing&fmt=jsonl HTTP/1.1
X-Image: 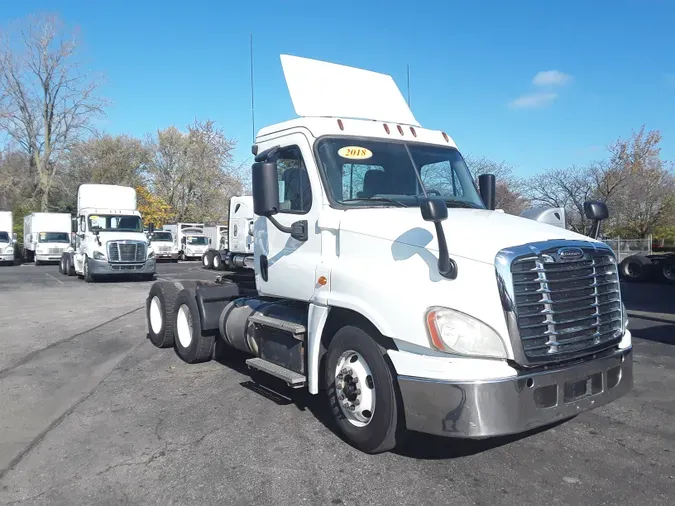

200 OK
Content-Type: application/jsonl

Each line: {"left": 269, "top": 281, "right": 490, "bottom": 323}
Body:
{"left": 92, "top": 250, "right": 106, "bottom": 260}
{"left": 5, "top": 247, "right": 14, "bottom": 254}
{"left": 425, "top": 307, "right": 507, "bottom": 359}
{"left": 148, "top": 249, "right": 155, "bottom": 259}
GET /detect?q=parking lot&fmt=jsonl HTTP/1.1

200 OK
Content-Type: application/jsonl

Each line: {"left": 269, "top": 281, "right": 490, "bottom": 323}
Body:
{"left": 0, "top": 261, "right": 673, "bottom": 505}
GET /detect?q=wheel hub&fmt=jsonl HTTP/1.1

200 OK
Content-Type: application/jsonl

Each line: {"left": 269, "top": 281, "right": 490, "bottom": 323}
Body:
{"left": 334, "top": 351, "right": 375, "bottom": 427}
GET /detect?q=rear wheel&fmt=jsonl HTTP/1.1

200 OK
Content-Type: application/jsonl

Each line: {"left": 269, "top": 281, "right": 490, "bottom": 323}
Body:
{"left": 324, "top": 324, "right": 406, "bottom": 454}
{"left": 213, "top": 253, "right": 222, "bottom": 271}
{"left": 619, "top": 255, "right": 650, "bottom": 282}
{"left": 173, "top": 288, "right": 215, "bottom": 363}
{"left": 662, "top": 261, "right": 675, "bottom": 285}
{"left": 202, "top": 251, "right": 215, "bottom": 269}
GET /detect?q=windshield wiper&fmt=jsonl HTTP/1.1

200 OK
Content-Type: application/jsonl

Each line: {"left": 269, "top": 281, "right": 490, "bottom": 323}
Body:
{"left": 444, "top": 200, "right": 480, "bottom": 209}
{"left": 342, "top": 197, "right": 408, "bottom": 207}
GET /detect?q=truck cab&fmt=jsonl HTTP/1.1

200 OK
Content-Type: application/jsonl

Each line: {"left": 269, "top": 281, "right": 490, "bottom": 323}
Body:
{"left": 146, "top": 55, "right": 633, "bottom": 454}
{"left": 163, "top": 223, "right": 209, "bottom": 261}
{"left": 61, "top": 184, "right": 156, "bottom": 282}
{"left": 0, "top": 211, "right": 15, "bottom": 265}
{"left": 147, "top": 230, "right": 179, "bottom": 262}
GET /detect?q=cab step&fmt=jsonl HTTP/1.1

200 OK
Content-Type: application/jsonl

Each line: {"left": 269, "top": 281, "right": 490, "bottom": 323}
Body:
{"left": 247, "top": 313, "right": 306, "bottom": 339}
{"left": 245, "top": 357, "right": 306, "bottom": 388}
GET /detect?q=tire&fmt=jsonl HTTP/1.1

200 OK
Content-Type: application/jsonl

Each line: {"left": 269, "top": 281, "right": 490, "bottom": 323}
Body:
{"left": 202, "top": 251, "right": 214, "bottom": 269}
{"left": 662, "top": 260, "right": 675, "bottom": 285}
{"left": 34, "top": 258, "right": 42, "bottom": 266}
{"left": 83, "top": 255, "right": 96, "bottom": 283}
{"left": 173, "top": 288, "right": 215, "bottom": 363}
{"left": 212, "top": 253, "right": 222, "bottom": 271}
{"left": 58, "top": 256, "right": 65, "bottom": 274}
{"left": 324, "top": 324, "right": 406, "bottom": 454}
{"left": 619, "top": 255, "right": 650, "bottom": 282}
{"left": 66, "top": 255, "right": 76, "bottom": 276}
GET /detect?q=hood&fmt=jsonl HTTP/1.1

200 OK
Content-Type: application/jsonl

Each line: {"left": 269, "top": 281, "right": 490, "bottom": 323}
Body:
{"left": 338, "top": 207, "right": 596, "bottom": 265}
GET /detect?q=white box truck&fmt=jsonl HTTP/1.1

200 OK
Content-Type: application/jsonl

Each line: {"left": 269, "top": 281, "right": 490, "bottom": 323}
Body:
{"left": 23, "top": 212, "right": 72, "bottom": 265}
{"left": 0, "top": 211, "right": 15, "bottom": 265}
{"left": 144, "top": 55, "right": 633, "bottom": 454}
{"left": 146, "top": 229, "right": 180, "bottom": 262}
{"left": 59, "top": 184, "right": 156, "bottom": 282}
{"left": 202, "top": 196, "right": 255, "bottom": 270}
{"left": 162, "top": 222, "right": 209, "bottom": 261}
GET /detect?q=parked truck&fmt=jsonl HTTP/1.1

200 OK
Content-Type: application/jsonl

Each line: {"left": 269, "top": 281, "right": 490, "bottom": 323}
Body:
{"left": 59, "top": 184, "right": 156, "bottom": 282}
{"left": 162, "top": 222, "right": 210, "bottom": 261}
{"left": 144, "top": 55, "right": 633, "bottom": 454}
{"left": 201, "top": 223, "right": 228, "bottom": 269}
{"left": 23, "top": 212, "right": 72, "bottom": 265}
{"left": 146, "top": 229, "right": 180, "bottom": 262}
{"left": 202, "top": 196, "right": 255, "bottom": 270}
{"left": 0, "top": 211, "right": 15, "bottom": 265}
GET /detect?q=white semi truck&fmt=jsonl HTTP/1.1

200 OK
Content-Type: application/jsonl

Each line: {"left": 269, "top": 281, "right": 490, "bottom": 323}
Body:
{"left": 162, "top": 222, "right": 210, "bottom": 261}
{"left": 23, "top": 212, "right": 72, "bottom": 265}
{"left": 144, "top": 55, "right": 633, "bottom": 454}
{"left": 59, "top": 184, "right": 156, "bottom": 282}
{"left": 202, "top": 196, "right": 256, "bottom": 270}
{"left": 146, "top": 229, "right": 180, "bottom": 262}
{"left": 0, "top": 211, "right": 15, "bottom": 265}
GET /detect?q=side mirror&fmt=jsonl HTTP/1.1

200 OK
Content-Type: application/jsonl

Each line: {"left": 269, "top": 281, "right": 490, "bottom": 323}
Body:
{"left": 12, "top": 233, "right": 17, "bottom": 243}
{"left": 252, "top": 161, "right": 279, "bottom": 217}
{"left": 419, "top": 197, "right": 456, "bottom": 279}
{"left": 478, "top": 174, "right": 496, "bottom": 211}
{"left": 148, "top": 222, "right": 155, "bottom": 233}
{"left": 209, "top": 238, "right": 212, "bottom": 245}
{"left": 420, "top": 197, "right": 448, "bottom": 223}
{"left": 71, "top": 218, "right": 78, "bottom": 233}
{"left": 584, "top": 200, "right": 608, "bottom": 240}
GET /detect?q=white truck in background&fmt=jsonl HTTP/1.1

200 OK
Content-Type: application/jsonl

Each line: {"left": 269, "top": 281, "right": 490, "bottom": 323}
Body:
{"left": 146, "top": 229, "right": 180, "bottom": 262}
{"left": 0, "top": 211, "right": 15, "bottom": 265}
{"left": 144, "top": 55, "right": 633, "bottom": 454}
{"left": 162, "top": 222, "right": 210, "bottom": 261}
{"left": 23, "top": 212, "right": 72, "bottom": 265}
{"left": 202, "top": 196, "right": 256, "bottom": 270}
{"left": 201, "top": 223, "right": 229, "bottom": 268}
{"left": 59, "top": 184, "right": 156, "bottom": 282}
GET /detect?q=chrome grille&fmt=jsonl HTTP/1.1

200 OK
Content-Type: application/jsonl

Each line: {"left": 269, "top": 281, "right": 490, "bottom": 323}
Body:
{"left": 47, "top": 247, "right": 66, "bottom": 254}
{"left": 157, "top": 245, "right": 173, "bottom": 253}
{"left": 107, "top": 241, "right": 146, "bottom": 263}
{"left": 509, "top": 246, "right": 622, "bottom": 363}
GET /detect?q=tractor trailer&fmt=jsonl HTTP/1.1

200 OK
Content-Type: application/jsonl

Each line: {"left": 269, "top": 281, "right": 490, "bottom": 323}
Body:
{"left": 23, "top": 212, "right": 72, "bottom": 265}
{"left": 144, "top": 55, "right": 633, "bottom": 454}
{"left": 60, "top": 184, "right": 156, "bottom": 282}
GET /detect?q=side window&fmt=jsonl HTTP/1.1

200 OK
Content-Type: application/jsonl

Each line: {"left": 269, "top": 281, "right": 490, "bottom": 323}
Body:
{"left": 274, "top": 146, "right": 312, "bottom": 213}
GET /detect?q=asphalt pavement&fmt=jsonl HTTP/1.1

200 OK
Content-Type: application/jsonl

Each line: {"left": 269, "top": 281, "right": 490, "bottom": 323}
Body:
{"left": 0, "top": 260, "right": 673, "bottom": 505}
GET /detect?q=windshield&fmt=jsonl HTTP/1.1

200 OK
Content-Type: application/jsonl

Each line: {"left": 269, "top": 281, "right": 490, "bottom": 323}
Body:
{"left": 315, "top": 138, "right": 485, "bottom": 209}
{"left": 0, "top": 232, "right": 9, "bottom": 242}
{"left": 151, "top": 231, "right": 173, "bottom": 242}
{"left": 88, "top": 215, "right": 142, "bottom": 232}
{"left": 38, "top": 232, "right": 70, "bottom": 243}
{"left": 186, "top": 236, "right": 208, "bottom": 245}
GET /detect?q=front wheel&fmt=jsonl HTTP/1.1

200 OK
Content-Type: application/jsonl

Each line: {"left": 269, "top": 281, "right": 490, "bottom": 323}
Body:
{"left": 83, "top": 256, "right": 96, "bottom": 283}
{"left": 324, "top": 325, "right": 406, "bottom": 454}
{"left": 662, "top": 261, "right": 675, "bottom": 285}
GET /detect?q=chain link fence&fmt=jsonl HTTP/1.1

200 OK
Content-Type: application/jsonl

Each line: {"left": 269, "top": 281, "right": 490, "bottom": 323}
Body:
{"left": 603, "top": 236, "right": 652, "bottom": 263}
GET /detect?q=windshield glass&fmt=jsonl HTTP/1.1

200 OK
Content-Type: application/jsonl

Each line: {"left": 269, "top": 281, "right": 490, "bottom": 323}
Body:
{"left": 0, "top": 232, "right": 9, "bottom": 242}
{"left": 38, "top": 232, "right": 70, "bottom": 243}
{"left": 88, "top": 215, "right": 143, "bottom": 232}
{"left": 315, "top": 138, "right": 484, "bottom": 209}
{"left": 152, "top": 231, "right": 173, "bottom": 242}
{"left": 185, "top": 236, "right": 208, "bottom": 245}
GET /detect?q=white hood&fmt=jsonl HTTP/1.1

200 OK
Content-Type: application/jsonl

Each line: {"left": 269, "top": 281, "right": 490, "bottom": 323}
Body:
{"left": 338, "top": 207, "right": 596, "bottom": 265}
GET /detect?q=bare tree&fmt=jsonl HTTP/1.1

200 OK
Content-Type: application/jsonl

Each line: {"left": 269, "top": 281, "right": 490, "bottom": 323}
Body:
{"left": 464, "top": 154, "right": 529, "bottom": 214}
{"left": 0, "top": 14, "right": 107, "bottom": 211}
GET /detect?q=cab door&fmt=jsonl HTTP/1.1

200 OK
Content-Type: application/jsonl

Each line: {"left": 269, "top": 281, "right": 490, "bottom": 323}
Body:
{"left": 254, "top": 132, "right": 322, "bottom": 301}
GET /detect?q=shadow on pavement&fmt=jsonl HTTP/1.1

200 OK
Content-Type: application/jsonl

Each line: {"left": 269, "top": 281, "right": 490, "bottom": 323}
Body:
{"left": 629, "top": 322, "right": 674, "bottom": 346}
{"left": 621, "top": 282, "right": 674, "bottom": 315}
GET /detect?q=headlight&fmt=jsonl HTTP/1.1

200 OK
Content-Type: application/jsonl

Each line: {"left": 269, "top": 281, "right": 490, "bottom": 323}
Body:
{"left": 425, "top": 307, "right": 507, "bottom": 359}
{"left": 92, "top": 250, "right": 106, "bottom": 260}
{"left": 148, "top": 249, "right": 155, "bottom": 259}
{"left": 6, "top": 247, "right": 14, "bottom": 254}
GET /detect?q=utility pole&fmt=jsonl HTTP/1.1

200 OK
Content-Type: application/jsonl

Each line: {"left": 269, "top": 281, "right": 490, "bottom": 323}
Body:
{"left": 250, "top": 33, "right": 255, "bottom": 142}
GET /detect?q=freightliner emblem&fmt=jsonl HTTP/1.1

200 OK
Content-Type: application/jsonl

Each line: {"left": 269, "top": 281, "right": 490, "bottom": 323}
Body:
{"left": 557, "top": 247, "right": 584, "bottom": 261}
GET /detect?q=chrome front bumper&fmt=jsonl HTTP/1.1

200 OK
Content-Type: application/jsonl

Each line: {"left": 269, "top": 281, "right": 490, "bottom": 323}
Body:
{"left": 89, "top": 258, "right": 156, "bottom": 275}
{"left": 397, "top": 346, "right": 633, "bottom": 438}
{"left": 36, "top": 254, "right": 63, "bottom": 262}
{"left": 0, "top": 253, "right": 14, "bottom": 262}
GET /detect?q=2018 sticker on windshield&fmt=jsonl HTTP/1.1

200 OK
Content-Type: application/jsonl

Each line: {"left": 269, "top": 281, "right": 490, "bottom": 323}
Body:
{"left": 338, "top": 146, "right": 373, "bottom": 160}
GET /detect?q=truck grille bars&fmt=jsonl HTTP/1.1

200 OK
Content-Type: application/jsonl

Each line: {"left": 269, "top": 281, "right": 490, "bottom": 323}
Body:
{"left": 496, "top": 240, "right": 624, "bottom": 366}
{"left": 107, "top": 240, "right": 147, "bottom": 263}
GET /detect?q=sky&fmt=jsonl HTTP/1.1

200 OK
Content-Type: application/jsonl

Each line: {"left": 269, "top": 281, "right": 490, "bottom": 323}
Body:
{"left": 2, "top": 0, "right": 674, "bottom": 176}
